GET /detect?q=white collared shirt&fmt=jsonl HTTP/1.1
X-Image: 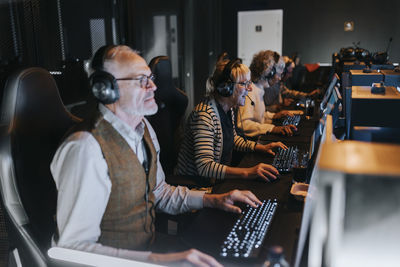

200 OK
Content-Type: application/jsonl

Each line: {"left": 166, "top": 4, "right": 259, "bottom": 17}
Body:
{"left": 51, "top": 104, "right": 205, "bottom": 261}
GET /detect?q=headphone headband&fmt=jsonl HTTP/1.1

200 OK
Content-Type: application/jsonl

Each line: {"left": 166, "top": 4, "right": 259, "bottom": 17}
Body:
{"left": 273, "top": 51, "right": 280, "bottom": 63}
{"left": 285, "top": 58, "right": 294, "bottom": 69}
{"left": 282, "top": 58, "right": 294, "bottom": 77}
{"left": 91, "top": 45, "right": 117, "bottom": 71}
{"left": 215, "top": 57, "right": 242, "bottom": 97}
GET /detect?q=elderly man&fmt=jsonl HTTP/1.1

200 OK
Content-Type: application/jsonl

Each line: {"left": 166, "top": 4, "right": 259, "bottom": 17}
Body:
{"left": 51, "top": 45, "right": 262, "bottom": 266}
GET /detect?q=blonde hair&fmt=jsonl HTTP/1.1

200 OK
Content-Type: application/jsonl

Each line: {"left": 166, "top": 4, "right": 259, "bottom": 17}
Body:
{"left": 206, "top": 56, "right": 250, "bottom": 96}
{"left": 283, "top": 56, "right": 291, "bottom": 64}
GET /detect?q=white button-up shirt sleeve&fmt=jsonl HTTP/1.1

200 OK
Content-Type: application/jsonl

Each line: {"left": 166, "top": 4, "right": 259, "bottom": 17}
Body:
{"left": 51, "top": 113, "right": 205, "bottom": 261}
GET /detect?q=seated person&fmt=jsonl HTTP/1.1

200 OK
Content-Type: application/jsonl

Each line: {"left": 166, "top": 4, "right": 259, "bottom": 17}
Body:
{"left": 237, "top": 50, "right": 297, "bottom": 138}
{"left": 51, "top": 45, "right": 264, "bottom": 267}
{"left": 174, "top": 53, "right": 286, "bottom": 183}
{"left": 264, "top": 54, "right": 285, "bottom": 113}
{"left": 280, "top": 56, "right": 320, "bottom": 107}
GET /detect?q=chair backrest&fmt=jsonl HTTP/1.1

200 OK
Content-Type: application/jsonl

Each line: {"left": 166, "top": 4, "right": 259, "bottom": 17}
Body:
{"left": 0, "top": 67, "right": 81, "bottom": 266}
{"left": 147, "top": 56, "right": 188, "bottom": 175}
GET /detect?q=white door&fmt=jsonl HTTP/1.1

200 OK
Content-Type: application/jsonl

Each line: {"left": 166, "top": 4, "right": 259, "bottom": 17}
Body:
{"left": 238, "top": 10, "right": 283, "bottom": 67}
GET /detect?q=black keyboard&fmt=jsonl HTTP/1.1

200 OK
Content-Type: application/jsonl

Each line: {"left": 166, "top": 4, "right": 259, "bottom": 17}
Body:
{"left": 282, "top": 114, "right": 301, "bottom": 126}
{"left": 272, "top": 146, "right": 309, "bottom": 173}
{"left": 220, "top": 199, "right": 278, "bottom": 258}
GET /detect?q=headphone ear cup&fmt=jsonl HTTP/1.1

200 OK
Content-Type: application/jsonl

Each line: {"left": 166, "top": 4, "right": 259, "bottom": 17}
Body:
{"left": 215, "top": 57, "right": 242, "bottom": 97}
{"left": 266, "top": 66, "right": 276, "bottom": 80}
{"left": 216, "top": 82, "right": 234, "bottom": 97}
{"left": 90, "top": 71, "right": 120, "bottom": 104}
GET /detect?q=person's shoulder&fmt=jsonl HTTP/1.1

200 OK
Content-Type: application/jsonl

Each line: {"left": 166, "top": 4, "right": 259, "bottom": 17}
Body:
{"left": 52, "top": 131, "right": 102, "bottom": 171}
{"left": 194, "top": 98, "right": 213, "bottom": 112}
{"left": 65, "top": 130, "right": 95, "bottom": 143}
{"left": 60, "top": 131, "right": 100, "bottom": 153}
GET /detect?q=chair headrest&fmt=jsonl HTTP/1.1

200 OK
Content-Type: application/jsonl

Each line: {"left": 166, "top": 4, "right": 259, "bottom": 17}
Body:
{"left": 148, "top": 56, "right": 176, "bottom": 101}
{"left": 1, "top": 67, "right": 80, "bottom": 134}
{"left": 0, "top": 67, "right": 81, "bottom": 251}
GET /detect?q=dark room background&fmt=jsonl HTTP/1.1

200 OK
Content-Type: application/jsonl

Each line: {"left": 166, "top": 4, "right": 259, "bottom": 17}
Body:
{"left": 0, "top": 0, "right": 399, "bottom": 110}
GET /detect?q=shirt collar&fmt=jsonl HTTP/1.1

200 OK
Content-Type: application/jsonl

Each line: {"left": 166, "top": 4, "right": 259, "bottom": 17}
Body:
{"left": 99, "top": 104, "right": 145, "bottom": 142}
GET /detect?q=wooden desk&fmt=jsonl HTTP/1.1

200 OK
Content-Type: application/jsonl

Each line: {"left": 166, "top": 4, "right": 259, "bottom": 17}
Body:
{"left": 350, "top": 86, "right": 400, "bottom": 128}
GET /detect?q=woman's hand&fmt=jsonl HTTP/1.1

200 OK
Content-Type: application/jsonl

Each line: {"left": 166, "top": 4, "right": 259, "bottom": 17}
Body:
{"left": 273, "top": 110, "right": 295, "bottom": 119}
{"left": 247, "top": 163, "right": 279, "bottom": 182}
{"left": 255, "top": 142, "right": 287, "bottom": 155}
{"left": 271, "top": 125, "right": 297, "bottom": 136}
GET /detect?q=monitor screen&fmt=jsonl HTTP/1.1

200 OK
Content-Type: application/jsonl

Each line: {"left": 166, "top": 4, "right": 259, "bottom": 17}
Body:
{"left": 294, "top": 115, "right": 333, "bottom": 267}
{"left": 327, "top": 86, "right": 338, "bottom": 117}
{"left": 320, "top": 82, "right": 342, "bottom": 130}
{"left": 320, "top": 73, "right": 339, "bottom": 113}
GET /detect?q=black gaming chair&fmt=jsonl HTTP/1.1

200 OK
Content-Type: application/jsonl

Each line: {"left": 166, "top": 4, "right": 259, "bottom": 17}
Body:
{"left": 147, "top": 56, "right": 188, "bottom": 175}
{"left": 0, "top": 68, "right": 83, "bottom": 266}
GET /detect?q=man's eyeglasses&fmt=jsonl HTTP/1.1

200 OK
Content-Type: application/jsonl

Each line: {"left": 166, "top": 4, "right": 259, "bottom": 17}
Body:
{"left": 116, "top": 74, "right": 156, "bottom": 88}
{"left": 235, "top": 80, "right": 252, "bottom": 88}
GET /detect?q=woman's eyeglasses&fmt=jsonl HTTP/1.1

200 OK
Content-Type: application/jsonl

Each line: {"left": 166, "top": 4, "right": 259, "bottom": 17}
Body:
{"left": 235, "top": 80, "right": 252, "bottom": 88}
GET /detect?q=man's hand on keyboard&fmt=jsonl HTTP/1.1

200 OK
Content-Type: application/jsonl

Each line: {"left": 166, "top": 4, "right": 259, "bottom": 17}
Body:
{"left": 203, "top": 189, "right": 262, "bottom": 214}
{"left": 273, "top": 110, "right": 295, "bottom": 119}
{"left": 149, "top": 249, "right": 222, "bottom": 267}
{"left": 271, "top": 125, "right": 297, "bottom": 136}
{"left": 255, "top": 142, "right": 288, "bottom": 156}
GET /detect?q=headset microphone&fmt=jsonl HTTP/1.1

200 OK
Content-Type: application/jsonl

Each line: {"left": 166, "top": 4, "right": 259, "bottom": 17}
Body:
{"left": 246, "top": 95, "right": 255, "bottom": 106}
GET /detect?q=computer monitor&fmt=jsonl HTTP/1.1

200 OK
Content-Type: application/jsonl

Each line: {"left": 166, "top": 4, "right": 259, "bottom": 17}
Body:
{"left": 310, "top": 102, "right": 337, "bottom": 157}
{"left": 318, "top": 81, "right": 342, "bottom": 136}
{"left": 308, "top": 141, "right": 400, "bottom": 267}
{"left": 320, "top": 73, "right": 339, "bottom": 113}
{"left": 294, "top": 115, "right": 334, "bottom": 267}
{"left": 329, "top": 85, "right": 342, "bottom": 126}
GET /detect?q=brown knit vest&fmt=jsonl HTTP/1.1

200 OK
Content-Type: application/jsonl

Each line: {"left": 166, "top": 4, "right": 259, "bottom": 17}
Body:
{"left": 80, "top": 112, "right": 157, "bottom": 250}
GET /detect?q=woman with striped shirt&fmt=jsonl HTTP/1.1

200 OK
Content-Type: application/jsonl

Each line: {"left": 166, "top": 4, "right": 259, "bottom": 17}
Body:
{"left": 175, "top": 53, "right": 286, "bottom": 183}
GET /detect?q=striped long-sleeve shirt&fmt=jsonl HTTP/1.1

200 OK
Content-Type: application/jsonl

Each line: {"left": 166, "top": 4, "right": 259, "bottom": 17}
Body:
{"left": 174, "top": 98, "right": 256, "bottom": 181}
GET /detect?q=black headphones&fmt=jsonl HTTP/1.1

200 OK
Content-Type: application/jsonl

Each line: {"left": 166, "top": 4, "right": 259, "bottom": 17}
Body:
{"left": 264, "top": 51, "right": 279, "bottom": 81}
{"left": 265, "top": 66, "right": 276, "bottom": 80}
{"left": 215, "top": 58, "right": 242, "bottom": 97}
{"left": 282, "top": 58, "right": 294, "bottom": 77}
{"left": 89, "top": 45, "right": 120, "bottom": 104}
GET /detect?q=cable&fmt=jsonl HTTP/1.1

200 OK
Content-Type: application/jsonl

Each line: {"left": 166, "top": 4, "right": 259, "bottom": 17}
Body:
{"left": 246, "top": 95, "right": 255, "bottom": 106}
